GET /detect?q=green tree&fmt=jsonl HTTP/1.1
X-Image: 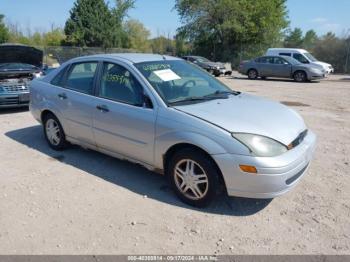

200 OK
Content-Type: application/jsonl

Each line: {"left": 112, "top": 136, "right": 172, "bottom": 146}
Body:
{"left": 64, "top": 0, "right": 114, "bottom": 48}
{"left": 0, "top": 14, "right": 10, "bottom": 44}
{"left": 43, "top": 28, "right": 66, "bottom": 46}
{"left": 284, "top": 28, "right": 304, "bottom": 48}
{"left": 64, "top": 0, "right": 135, "bottom": 48}
{"left": 150, "top": 36, "right": 175, "bottom": 55}
{"left": 124, "top": 19, "right": 151, "bottom": 52}
{"left": 175, "top": 0, "right": 288, "bottom": 62}
{"left": 302, "top": 30, "right": 318, "bottom": 50}
{"left": 111, "top": 0, "right": 135, "bottom": 47}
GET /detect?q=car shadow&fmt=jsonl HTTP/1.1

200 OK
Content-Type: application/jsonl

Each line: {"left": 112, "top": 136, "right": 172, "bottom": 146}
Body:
{"left": 232, "top": 76, "right": 320, "bottom": 83}
{"left": 5, "top": 125, "right": 272, "bottom": 216}
{"left": 0, "top": 107, "right": 29, "bottom": 115}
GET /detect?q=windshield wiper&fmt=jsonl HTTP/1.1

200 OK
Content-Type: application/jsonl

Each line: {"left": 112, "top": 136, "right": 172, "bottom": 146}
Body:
{"left": 204, "top": 90, "right": 241, "bottom": 98}
{"left": 168, "top": 96, "right": 212, "bottom": 105}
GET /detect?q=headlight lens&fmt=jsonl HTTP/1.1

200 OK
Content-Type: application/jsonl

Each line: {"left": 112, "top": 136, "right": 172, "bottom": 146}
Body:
{"left": 232, "top": 133, "right": 288, "bottom": 157}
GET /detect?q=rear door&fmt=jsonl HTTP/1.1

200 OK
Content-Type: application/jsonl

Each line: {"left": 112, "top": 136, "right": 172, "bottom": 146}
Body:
{"left": 51, "top": 61, "right": 98, "bottom": 145}
{"left": 92, "top": 61, "right": 157, "bottom": 165}
{"left": 257, "top": 57, "right": 274, "bottom": 76}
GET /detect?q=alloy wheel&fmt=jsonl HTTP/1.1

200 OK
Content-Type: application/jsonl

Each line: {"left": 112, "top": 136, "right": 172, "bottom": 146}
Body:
{"left": 174, "top": 159, "right": 209, "bottom": 200}
{"left": 45, "top": 119, "right": 61, "bottom": 146}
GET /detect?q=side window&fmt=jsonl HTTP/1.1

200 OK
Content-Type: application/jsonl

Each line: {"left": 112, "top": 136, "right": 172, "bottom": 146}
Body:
{"left": 293, "top": 53, "right": 309, "bottom": 64}
{"left": 99, "top": 63, "right": 143, "bottom": 106}
{"left": 65, "top": 62, "right": 98, "bottom": 95}
{"left": 258, "top": 57, "right": 268, "bottom": 63}
{"left": 279, "top": 53, "right": 291, "bottom": 57}
{"left": 273, "top": 57, "right": 285, "bottom": 64}
{"left": 51, "top": 66, "right": 68, "bottom": 87}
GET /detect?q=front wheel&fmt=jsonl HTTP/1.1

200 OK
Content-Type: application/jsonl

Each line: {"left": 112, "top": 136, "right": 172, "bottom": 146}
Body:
{"left": 167, "top": 149, "right": 222, "bottom": 207}
{"left": 43, "top": 113, "right": 68, "bottom": 150}
{"left": 294, "top": 71, "right": 307, "bottom": 82}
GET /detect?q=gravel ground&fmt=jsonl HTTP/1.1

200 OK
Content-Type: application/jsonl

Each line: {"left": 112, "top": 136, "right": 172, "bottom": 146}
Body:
{"left": 0, "top": 73, "right": 349, "bottom": 255}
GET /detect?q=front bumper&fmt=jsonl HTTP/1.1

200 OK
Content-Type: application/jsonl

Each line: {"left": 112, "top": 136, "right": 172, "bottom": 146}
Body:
{"left": 0, "top": 92, "right": 30, "bottom": 108}
{"left": 212, "top": 130, "right": 317, "bottom": 199}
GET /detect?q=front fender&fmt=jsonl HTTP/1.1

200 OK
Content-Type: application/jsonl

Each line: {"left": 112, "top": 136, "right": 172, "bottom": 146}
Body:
{"left": 154, "top": 131, "right": 228, "bottom": 169}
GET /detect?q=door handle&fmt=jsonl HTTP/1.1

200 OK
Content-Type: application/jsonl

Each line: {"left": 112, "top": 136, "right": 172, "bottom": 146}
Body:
{"left": 58, "top": 93, "right": 67, "bottom": 100}
{"left": 96, "top": 105, "right": 109, "bottom": 112}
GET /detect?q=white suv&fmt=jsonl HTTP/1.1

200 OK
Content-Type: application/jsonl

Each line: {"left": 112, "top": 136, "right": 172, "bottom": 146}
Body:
{"left": 266, "top": 48, "right": 334, "bottom": 74}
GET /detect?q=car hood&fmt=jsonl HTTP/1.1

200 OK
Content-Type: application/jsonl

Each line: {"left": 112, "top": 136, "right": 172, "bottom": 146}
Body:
{"left": 174, "top": 93, "right": 307, "bottom": 145}
{"left": 0, "top": 44, "right": 43, "bottom": 67}
{"left": 312, "top": 61, "right": 332, "bottom": 68}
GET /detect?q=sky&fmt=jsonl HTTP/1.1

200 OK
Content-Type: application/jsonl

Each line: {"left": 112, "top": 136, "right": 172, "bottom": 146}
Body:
{"left": 0, "top": 0, "right": 349, "bottom": 38}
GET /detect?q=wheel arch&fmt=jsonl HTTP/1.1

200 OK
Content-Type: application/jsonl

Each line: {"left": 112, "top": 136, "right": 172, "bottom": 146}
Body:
{"left": 162, "top": 143, "right": 226, "bottom": 191}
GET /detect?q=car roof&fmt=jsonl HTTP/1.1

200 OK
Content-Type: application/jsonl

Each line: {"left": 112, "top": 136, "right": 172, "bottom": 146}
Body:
{"left": 267, "top": 48, "right": 307, "bottom": 53}
{"left": 70, "top": 53, "right": 182, "bottom": 64}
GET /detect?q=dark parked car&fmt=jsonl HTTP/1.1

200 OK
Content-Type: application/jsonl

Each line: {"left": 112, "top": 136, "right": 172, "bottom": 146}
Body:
{"left": 238, "top": 55, "right": 326, "bottom": 82}
{"left": 0, "top": 44, "right": 44, "bottom": 108}
{"left": 182, "top": 56, "right": 231, "bottom": 77}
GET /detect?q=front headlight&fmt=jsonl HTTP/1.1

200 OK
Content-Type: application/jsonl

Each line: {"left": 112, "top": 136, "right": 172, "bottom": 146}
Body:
{"left": 232, "top": 133, "right": 288, "bottom": 157}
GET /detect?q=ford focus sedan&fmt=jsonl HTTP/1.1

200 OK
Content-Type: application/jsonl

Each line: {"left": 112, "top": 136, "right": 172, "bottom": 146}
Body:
{"left": 30, "top": 54, "right": 316, "bottom": 207}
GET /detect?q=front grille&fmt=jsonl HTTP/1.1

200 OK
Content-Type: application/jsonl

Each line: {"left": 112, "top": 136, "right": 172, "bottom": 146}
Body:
{"left": 286, "top": 164, "right": 309, "bottom": 185}
{"left": 2, "top": 84, "right": 29, "bottom": 93}
{"left": 289, "top": 130, "right": 308, "bottom": 149}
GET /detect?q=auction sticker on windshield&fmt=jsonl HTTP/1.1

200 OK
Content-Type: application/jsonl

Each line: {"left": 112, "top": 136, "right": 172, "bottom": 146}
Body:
{"left": 154, "top": 69, "right": 181, "bottom": 82}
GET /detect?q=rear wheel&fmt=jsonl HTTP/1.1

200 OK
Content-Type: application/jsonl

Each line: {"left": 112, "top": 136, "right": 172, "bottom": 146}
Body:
{"left": 43, "top": 113, "right": 68, "bottom": 150}
{"left": 293, "top": 71, "right": 307, "bottom": 82}
{"left": 167, "top": 148, "right": 222, "bottom": 207}
{"left": 248, "top": 69, "right": 258, "bottom": 80}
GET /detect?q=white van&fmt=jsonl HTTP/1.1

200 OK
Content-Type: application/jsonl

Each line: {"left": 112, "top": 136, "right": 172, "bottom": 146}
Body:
{"left": 266, "top": 48, "right": 334, "bottom": 74}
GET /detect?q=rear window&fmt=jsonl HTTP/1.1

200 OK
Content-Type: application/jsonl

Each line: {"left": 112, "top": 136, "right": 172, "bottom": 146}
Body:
{"left": 65, "top": 62, "right": 98, "bottom": 94}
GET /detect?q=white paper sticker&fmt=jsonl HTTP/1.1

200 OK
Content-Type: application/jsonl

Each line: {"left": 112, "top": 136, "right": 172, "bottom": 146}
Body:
{"left": 153, "top": 69, "right": 181, "bottom": 82}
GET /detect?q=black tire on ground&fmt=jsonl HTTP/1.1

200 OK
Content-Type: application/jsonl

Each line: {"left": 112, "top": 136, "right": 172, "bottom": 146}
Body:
{"left": 293, "top": 71, "right": 307, "bottom": 82}
{"left": 43, "top": 113, "right": 69, "bottom": 151}
{"left": 248, "top": 69, "right": 258, "bottom": 80}
{"left": 166, "top": 148, "right": 222, "bottom": 207}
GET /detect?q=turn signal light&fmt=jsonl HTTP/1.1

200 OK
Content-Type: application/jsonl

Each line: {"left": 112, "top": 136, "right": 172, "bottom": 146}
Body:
{"left": 239, "top": 165, "right": 258, "bottom": 174}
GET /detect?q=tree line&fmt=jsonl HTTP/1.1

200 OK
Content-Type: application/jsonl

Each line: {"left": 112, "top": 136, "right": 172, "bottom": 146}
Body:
{"left": 0, "top": 0, "right": 349, "bottom": 73}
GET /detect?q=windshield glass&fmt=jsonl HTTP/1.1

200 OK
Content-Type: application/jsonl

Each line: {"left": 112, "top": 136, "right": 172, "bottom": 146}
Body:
{"left": 135, "top": 60, "right": 236, "bottom": 105}
{"left": 0, "top": 63, "right": 37, "bottom": 71}
{"left": 304, "top": 52, "right": 318, "bottom": 62}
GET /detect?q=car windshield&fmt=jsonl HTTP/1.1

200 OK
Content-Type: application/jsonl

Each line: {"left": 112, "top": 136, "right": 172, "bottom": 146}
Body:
{"left": 304, "top": 52, "right": 318, "bottom": 62}
{"left": 135, "top": 60, "right": 238, "bottom": 105}
{"left": 0, "top": 63, "right": 37, "bottom": 71}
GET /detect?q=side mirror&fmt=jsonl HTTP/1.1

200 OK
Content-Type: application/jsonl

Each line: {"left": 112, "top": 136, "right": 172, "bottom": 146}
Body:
{"left": 142, "top": 94, "right": 153, "bottom": 109}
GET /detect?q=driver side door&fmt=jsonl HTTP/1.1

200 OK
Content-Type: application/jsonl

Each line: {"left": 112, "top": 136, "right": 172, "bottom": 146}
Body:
{"left": 92, "top": 61, "right": 157, "bottom": 165}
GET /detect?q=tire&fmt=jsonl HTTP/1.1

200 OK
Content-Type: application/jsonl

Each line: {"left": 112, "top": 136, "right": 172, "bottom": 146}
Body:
{"left": 248, "top": 69, "right": 258, "bottom": 80}
{"left": 166, "top": 148, "right": 222, "bottom": 207}
{"left": 43, "top": 113, "right": 68, "bottom": 151}
{"left": 293, "top": 71, "right": 307, "bottom": 82}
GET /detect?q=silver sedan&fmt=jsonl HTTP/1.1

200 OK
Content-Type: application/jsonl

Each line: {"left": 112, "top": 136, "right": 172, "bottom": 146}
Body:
{"left": 30, "top": 54, "right": 316, "bottom": 207}
{"left": 239, "top": 55, "right": 326, "bottom": 82}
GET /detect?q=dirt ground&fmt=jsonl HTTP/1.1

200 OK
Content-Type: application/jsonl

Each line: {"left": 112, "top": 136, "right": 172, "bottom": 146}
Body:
{"left": 0, "top": 73, "right": 349, "bottom": 255}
